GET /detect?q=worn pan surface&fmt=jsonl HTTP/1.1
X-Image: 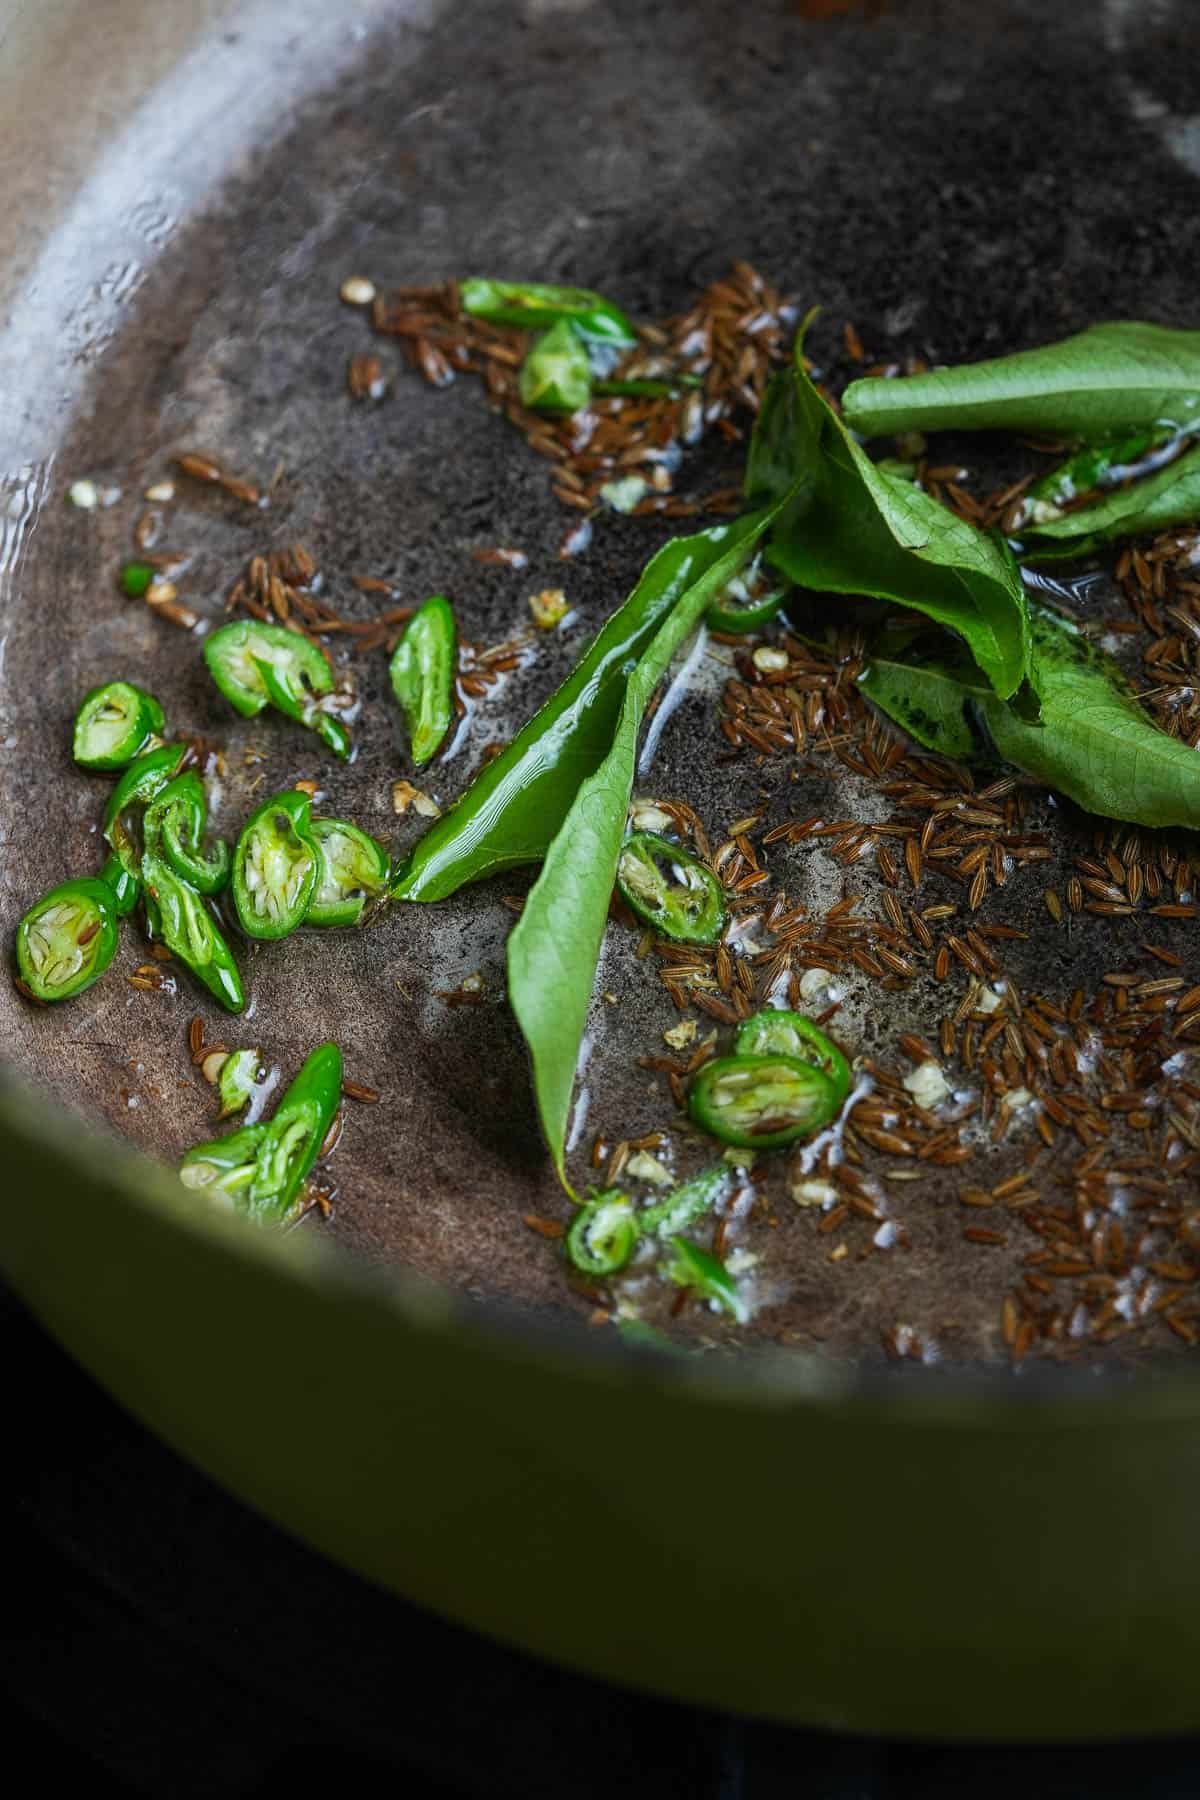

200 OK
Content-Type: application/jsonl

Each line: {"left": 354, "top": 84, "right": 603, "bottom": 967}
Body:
{"left": 4, "top": 0, "right": 1200, "bottom": 1738}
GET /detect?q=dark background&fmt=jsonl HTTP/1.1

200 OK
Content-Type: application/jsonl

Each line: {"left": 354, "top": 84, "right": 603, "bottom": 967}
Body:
{"left": 3, "top": 1286, "right": 1197, "bottom": 1796}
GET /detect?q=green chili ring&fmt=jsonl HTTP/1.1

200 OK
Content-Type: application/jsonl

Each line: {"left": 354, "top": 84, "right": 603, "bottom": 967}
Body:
{"left": 179, "top": 1043, "right": 342, "bottom": 1224}
{"left": 15, "top": 877, "right": 119, "bottom": 1003}
{"left": 688, "top": 1053, "right": 839, "bottom": 1150}
{"left": 248, "top": 1042, "right": 343, "bottom": 1223}
{"left": 564, "top": 1192, "right": 638, "bottom": 1278}
{"left": 142, "top": 850, "right": 245, "bottom": 1013}
{"left": 100, "top": 853, "right": 142, "bottom": 917}
{"left": 232, "top": 789, "right": 320, "bottom": 941}
{"left": 180, "top": 1123, "right": 267, "bottom": 1204}
{"left": 459, "top": 277, "right": 637, "bottom": 354}
{"left": 143, "top": 770, "right": 230, "bottom": 895}
{"left": 704, "top": 584, "right": 789, "bottom": 634}
{"left": 73, "top": 680, "right": 165, "bottom": 771}
{"left": 205, "top": 619, "right": 351, "bottom": 758}
{"left": 253, "top": 655, "right": 351, "bottom": 760}
{"left": 519, "top": 320, "right": 593, "bottom": 414}
{"left": 388, "top": 594, "right": 457, "bottom": 767}
{"left": 307, "top": 819, "right": 391, "bottom": 927}
{"left": 103, "top": 743, "right": 190, "bottom": 881}
{"left": 615, "top": 831, "right": 727, "bottom": 945}
{"left": 734, "top": 1009, "right": 851, "bottom": 1107}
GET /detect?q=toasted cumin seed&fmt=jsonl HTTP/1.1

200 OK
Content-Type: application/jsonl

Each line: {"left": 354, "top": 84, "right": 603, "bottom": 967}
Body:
{"left": 343, "top": 1080, "right": 380, "bottom": 1104}
{"left": 904, "top": 837, "right": 923, "bottom": 886}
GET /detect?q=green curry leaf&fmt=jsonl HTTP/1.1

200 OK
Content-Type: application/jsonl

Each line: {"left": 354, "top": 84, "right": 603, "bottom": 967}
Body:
{"left": 1021, "top": 440, "right": 1200, "bottom": 558}
{"left": 507, "top": 512, "right": 772, "bottom": 1189}
{"left": 860, "top": 605, "right": 1200, "bottom": 829}
{"left": 857, "top": 645, "right": 985, "bottom": 761}
{"left": 751, "top": 344, "right": 1030, "bottom": 698}
{"left": 842, "top": 321, "right": 1200, "bottom": 444}
{"left": 392, "top": 527, "right": 766, "bottom": 902}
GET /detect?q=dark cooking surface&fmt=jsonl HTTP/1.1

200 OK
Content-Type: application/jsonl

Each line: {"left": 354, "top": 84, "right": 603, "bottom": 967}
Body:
{"left": 3, "top": 0, "right": 1200, "bottom": 1362}
{"left": 4, "top": 1286, "right": 1197, "bottom": 1799}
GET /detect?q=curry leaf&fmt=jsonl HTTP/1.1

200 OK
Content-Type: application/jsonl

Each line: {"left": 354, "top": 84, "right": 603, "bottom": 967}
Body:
{"left": 392, "top": 527, "right": 760, "bottom": 902}
{"left": 842, "top": 321, "right": 1200, "bottom": 444}
{"left": 1021, "top": 440, "right": 1200, "bottom": 558}
{"left": 751, "top": 345, "right": 1030, "bottom": 697}
{"left": 857, "top": 645, "right": 984, "bottom": 761}
{"left": 1015, "top": 428, "right": 1180, "bottom": 527}
{"left": 860, "top": 605, "right": 1200, "bottom": 829}
{"left": 507, "top": 513, "right": 771, "bottom": 1189}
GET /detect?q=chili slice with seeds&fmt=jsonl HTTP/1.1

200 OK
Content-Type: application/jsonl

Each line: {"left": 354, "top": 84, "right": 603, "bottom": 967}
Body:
{"left": 616, "top": 831, "right": 728, "bottom": 945}
{"left": 519, "top": 320, "right": 592, "bottom": 414}
{"left": 232, "top": 789, "right": 320, "bottom": 941}
{"left": 688, "top": 1053, "right": 839, "bottom": 1150}
{"left": 143, "top": 770, "right": 230, "bottom": 895}
{"left": 73, "top": 680, "right": 165, "bottom": 771}
{"left": 204, "top": 620, "right": 351, "bottom": 758}
{"left": 180, "top": 1042, "right": 343, "bottom": 1224}
{"left": 307, "top": 819, "right": 391, "bottom": 927}
{"left": 564, "top": 1191, "right": 638, "bottom": 1277}
{"left": 142, "top": 851, "right": 245, "bottom": 1013}
{"left": 734, "top": 1009, "right": 851, "bottom": 1106}
{"left": 15, "top": 878, "right": 118, "bottom": 1002}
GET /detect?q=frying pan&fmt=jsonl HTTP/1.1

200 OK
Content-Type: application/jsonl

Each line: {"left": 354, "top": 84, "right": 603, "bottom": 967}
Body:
{"left": 4, "top": 0, "right": 1200, "bottom": 1740}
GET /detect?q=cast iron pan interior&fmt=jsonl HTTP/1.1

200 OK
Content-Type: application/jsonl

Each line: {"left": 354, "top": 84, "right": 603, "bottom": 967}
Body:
{"left": 3, "top": 0, "right": 1200, "bottom": 1366}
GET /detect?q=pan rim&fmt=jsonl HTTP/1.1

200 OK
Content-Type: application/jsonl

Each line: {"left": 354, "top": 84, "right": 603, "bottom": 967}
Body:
{"left": 5, "top": 1066, "right": 1199, "bottom": 1420}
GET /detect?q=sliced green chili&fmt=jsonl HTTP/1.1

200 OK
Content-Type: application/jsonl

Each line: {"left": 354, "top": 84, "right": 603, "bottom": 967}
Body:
{"left": 73, "top": 680, "right": 164, "bottom": 771}
{"left": 519, "top": 320, "right": 593, "bottom": 413}
{"left": 688, "top": 1053, "right": 839, "bottom": 1150}
{"left": 204, "top": 620, "right": 350, "bottom": 758}
{"left": 640, "top": 1163, "right": 731, "bottom": 1237}
{"left": 665, "top": 1237, "right": 746, "bottom": 1322}
{"left": 178, "top": 1122, "right": 266, "bottom": 1202}
{"left": 254, "top": 654, "right": 350, "bottom": 759}
{"left": 704, "top": 572, "right": 790, "bottom": 634}
{"left": 615, "top": 832, "right": 727, "bottom": 945}
{"left": 307, "top": 819, "right": 391, "bottom": 927}
{"left": 459, "top": 278, "right": 637, "bottom": 355}
{"left": 100, "top": 852, "right": 142, "bottom": 917}
{"left": 103, "top": 742, "right": 189, "bottom": 882}
{"left": 218, "top": 1047, "right": 262, "bottom": 1118}
{"left": 734, "top": 1009, "right": 851, "bottom": 1107}
{"left": 142, "top": 851, "right": 244, "bottom": 1012}
{"left": 143, "top": 770, "right": 230, "bottom": 895}
{"left": 180, "top": 1042, "right": 342, "bottom": 1224}
{"left": 119, "top": 560, "right": 157, "bottom": 599}
{"left": 388, "top": 595, "right": 456, "bottom": 766}
{"left": 15, "top": 878, "right": 118, "bottom": 1002}
{"left": 564, "top": 1191, "right": 638, "bottom": 1277}
{"left": 232, "top": 790, "right": 320, "bottom": 941}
